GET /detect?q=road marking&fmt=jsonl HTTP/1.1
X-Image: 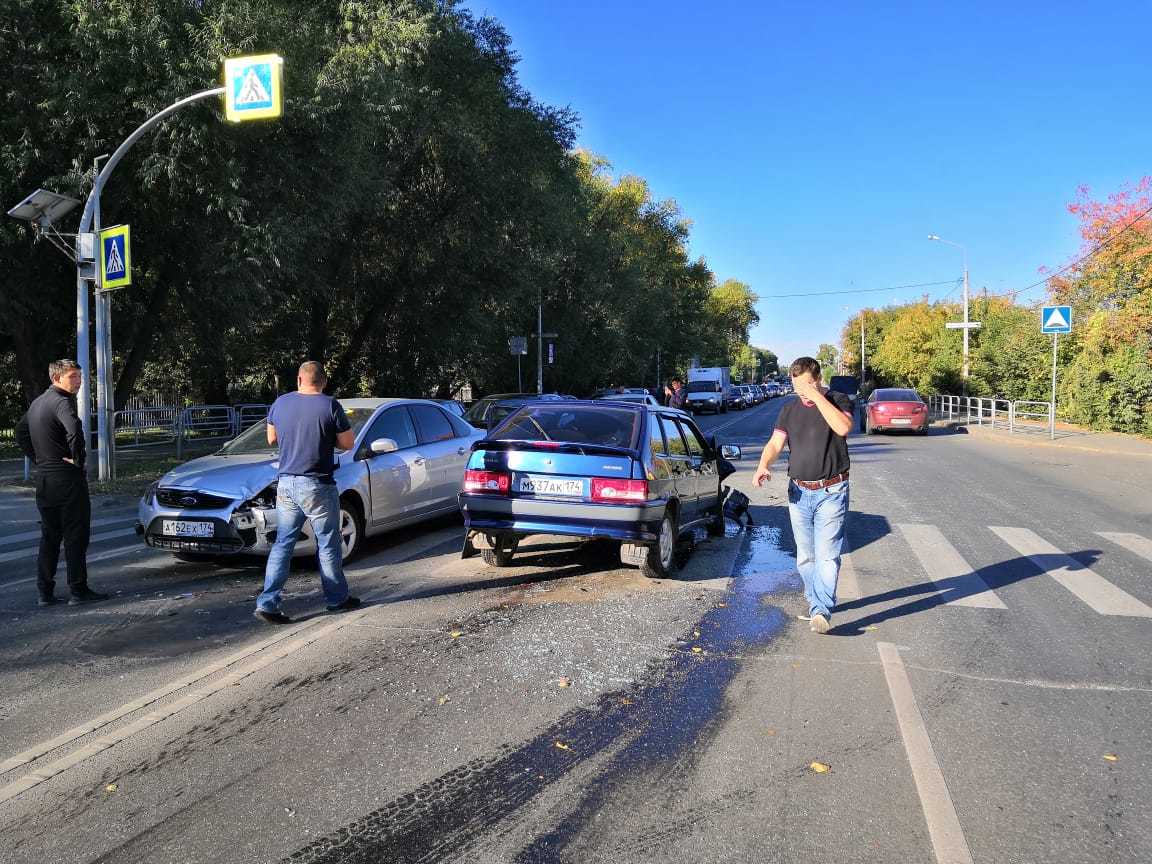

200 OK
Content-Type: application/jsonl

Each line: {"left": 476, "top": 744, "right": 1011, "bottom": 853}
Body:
{"left": 0, "top": 513, "right": 137, "bottom": 546}
{"left": 898, "top": 523, "right": 1006, "bottom": 609}
{"left": 1097, "top": 532, "right": 1152, "bottom": 565}
{"left": 990, "top": 527, "right": 1152, "bottom": 617}
{"left": 838, "top": 550, "right": 861, "bottom": 600}
{"left": 0, "top": 528, "right": 137, "bottom": 564}
{"left": 878, "top": 642, "right": 974, "bottom": 864}
{"left": 0, "top": 608, "right": 373, "bottom": 805}
{"left": 0, "top": 546, "right": 153, "bottom": 593}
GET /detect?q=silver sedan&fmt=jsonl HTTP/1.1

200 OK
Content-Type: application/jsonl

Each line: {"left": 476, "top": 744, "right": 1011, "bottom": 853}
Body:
{"left": 136, "top": 398, "right": 484, "bottom": 561}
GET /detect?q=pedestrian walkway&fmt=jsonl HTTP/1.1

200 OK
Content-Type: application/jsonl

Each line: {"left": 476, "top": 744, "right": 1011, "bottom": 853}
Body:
{"left": 841, "top": 520, "right": 1152, "bottom": 620}
{"left": 954, "top": 421, "right": 1152, "bottom": 459}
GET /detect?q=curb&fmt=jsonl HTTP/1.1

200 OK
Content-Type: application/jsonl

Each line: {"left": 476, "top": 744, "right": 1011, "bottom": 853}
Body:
{"left": 940, "top": 421, "right": 1152, "bottom": 458}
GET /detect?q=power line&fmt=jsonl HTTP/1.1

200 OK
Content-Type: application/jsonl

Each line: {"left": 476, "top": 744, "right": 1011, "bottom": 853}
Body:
{"left": 992, "top": 202, "right": 1152, "bottom": 301}
{"left": 762, "top": 279, "right": 959, "bottom": 299}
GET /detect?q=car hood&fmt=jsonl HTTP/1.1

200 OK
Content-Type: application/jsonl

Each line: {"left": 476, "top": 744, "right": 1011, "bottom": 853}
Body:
{"left": 158, "top": 452, "right": 281, "bottom": 500}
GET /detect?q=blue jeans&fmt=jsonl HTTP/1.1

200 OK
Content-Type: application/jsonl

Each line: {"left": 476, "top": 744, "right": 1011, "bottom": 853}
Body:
{"left": 257, "top": 475, "right": 349, "bottom": 612}
{"left": 787, "top": 479, "right": 849, "bottom": 620}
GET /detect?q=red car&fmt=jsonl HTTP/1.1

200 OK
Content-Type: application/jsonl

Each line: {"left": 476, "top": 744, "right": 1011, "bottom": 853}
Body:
{"left": 864, "top": 388, "right": 930, "bottom": 434}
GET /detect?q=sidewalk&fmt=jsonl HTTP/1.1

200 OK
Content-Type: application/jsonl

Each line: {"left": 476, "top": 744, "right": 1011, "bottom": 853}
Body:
{"left": 934, "top": 418, "right": 1152, "bottom": 458}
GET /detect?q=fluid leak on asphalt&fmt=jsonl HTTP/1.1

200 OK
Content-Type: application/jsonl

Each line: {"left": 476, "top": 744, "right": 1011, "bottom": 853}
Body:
{"left": 283, "top": 526, "right": 801, "bottom": 864}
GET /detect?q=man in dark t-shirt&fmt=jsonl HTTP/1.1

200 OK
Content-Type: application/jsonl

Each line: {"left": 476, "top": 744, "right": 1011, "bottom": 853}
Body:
{"left": 254, "top": 361, "right": 360, "bottom": 624}
{"left": 753, "top": 356, "right": 854, "bottom": 633}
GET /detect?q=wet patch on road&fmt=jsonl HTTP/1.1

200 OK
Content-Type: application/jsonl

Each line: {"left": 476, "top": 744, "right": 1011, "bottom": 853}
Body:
{"left": 282, "top": 528, "right": 799, "bottom": 864}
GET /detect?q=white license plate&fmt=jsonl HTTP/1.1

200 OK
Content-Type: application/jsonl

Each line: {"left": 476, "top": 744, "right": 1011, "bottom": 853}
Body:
{"left": 518, "top": 475, "right": 586, "bottom": 497}
{"left": 162, "top": 520, "right": 215, "bottom": 537}
{"left": 891, "top": 418, "right": 912, "bottom": 425}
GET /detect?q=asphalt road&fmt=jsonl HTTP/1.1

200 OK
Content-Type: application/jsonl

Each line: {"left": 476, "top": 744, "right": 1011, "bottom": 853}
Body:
{"left": 1, "top": 396, "right": 1150, "bottom": 863}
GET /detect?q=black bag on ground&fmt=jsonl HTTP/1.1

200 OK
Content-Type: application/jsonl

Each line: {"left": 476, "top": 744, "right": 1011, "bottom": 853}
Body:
{"left": 721, "top": 486, "right": 753, "bottom": 527}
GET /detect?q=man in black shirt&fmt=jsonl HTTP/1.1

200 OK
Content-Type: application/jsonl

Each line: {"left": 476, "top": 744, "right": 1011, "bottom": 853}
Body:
{"left": 15, "top": 359, "right": 108, "bottom": 607}
{"left": 753, "top": 357, "right": 853, "bottom": 633}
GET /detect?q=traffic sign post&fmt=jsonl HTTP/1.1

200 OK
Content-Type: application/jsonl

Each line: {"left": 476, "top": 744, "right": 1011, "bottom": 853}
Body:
{"left": 224, "top": 54, "right": 284, "bottom": 122}
{"left": 1041, "top": 306, "right": 1072, "bottom": 439}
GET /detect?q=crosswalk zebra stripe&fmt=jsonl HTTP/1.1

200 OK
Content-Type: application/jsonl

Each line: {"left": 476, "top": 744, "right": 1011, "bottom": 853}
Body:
{"left": 990, "top": 527, "right": 1152, "bottom": 618}
{"left": 897, "top": 523, "right": 1007, "bottom": 609}
{"left": 1097, "top": 532, "right": 1152, "bottom": 565}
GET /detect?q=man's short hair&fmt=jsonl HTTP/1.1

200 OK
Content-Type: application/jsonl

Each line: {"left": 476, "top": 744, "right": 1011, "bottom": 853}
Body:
{"left": 48, "top": 359, "right": 81, "bottom": 381}
{"left": 789, "top": 357, "right": 822, "bottom": 380}
{"left": 298, "top": 360, "right": 328, "bottom": 386}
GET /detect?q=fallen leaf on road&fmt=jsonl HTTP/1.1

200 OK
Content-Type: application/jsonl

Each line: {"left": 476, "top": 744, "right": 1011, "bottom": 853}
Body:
{"left": 1104, "top": 754, "right": 1119, "bottom": 762}
{"left": 437, "top": 695, "right": 451, "bottom": 706}
{"left": 105, "top": 784, "right": 118, "bottom": 793}
{"left": 717, "top": 602, "right": 728, "bottom": 608}
{"left": 554, "top": 741, "right": 571, "bottom": 751}
{"left": 693, "top": 630, "right": 701, "bottom": 638}
{"left": 863, "top": 625, "right": 879, "bottom": 632}
{"left": 809, "top": 761, "right": 831, "bottom": 774}
{"left": 449, "top": 631, "right": 463, "bottom": 639}
{"left": 765, "top": 729, "right": 776, "bottom": 736}
{"left": 556, "top": 677, "right": 572, "bottom": 688}
{"left": 691, "top": 646, "right": 703, "bottom": 654}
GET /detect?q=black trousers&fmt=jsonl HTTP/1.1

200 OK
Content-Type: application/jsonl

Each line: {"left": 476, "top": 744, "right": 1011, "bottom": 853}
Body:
{"left": 35, "top": 471, "right": 91, "bottom": 598}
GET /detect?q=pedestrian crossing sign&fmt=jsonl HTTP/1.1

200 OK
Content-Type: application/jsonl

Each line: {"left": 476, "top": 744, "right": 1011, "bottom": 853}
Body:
{"left": 1041, "top": 305, "right": 1072, "bottom": 334}
{"left": 224, "top": 54, "right": 284, "bottom": 122}
{"left": 99, "top": 224, "right": 131, "bottom": 289}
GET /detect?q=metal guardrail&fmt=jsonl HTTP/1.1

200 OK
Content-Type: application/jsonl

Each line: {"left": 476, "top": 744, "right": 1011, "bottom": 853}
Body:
{"left": 928, "top": 395, "right": 1055, "bottom": 439}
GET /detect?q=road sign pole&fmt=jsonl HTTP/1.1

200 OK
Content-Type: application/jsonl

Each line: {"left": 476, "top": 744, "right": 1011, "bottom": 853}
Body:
{"left": 1050, "top": 332, "right": 1058, "bottom": 440}
{"left": 517, "top": 354, "right": 522, "bottom": 392}
{"left": 537, "top": 288, "right": 543, "bottom": 395}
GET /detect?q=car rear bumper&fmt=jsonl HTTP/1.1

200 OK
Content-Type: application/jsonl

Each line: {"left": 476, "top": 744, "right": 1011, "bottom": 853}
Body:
{"left": 460, "top": 493, "right": 666, "bottom": 543}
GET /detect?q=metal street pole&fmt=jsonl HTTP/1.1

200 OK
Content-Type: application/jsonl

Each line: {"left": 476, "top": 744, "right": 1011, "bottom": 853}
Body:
{"left": 1050, "top": 332, "right": 1058, "bottom": 439}
{"left": 859, "top": 314, "right": 866, "bottom": 382}
{"left": 77, "top": 87, "right": 224, "bottom": 479}
{"left": 929, "top": 234, "right": 975, "bottom": 396}
{"left": 537, "top": 286, "right": 543, "bottom": 395}
{"left": 517, "top": 354, "right": 522, "bottom": 392}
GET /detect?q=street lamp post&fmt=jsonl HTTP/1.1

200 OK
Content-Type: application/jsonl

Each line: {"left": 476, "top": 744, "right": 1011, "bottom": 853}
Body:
{"left": 929, "top": 234, "right": 979, "bottom": 394}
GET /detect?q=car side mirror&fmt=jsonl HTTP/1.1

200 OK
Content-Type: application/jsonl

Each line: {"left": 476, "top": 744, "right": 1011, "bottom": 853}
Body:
{"left": 721, "top": 444, "right": 742, "bottom": 460}
{"left": 370, "top": 437, "right": 399, "bottom": 454}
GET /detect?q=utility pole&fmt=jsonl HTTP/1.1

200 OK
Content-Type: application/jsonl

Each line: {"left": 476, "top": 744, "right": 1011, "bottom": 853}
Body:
{"left": 931, "top": 234, "right": 981, "bottom": 396}
{"left": 532, "top": 285, "right": 558, "bottom": 395}
{"left": 859, "top": 314, "right": 866, "bottom": 383}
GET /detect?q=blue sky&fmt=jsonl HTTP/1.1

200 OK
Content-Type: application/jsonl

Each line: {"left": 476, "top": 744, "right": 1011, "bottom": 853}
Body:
{"left": 468, "top": 0, "right": 1152, "bottom": 365}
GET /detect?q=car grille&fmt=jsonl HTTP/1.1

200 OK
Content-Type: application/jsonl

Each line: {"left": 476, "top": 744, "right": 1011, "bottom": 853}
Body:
{"left": 146, "top": 535, "right": 244, "bottom": 553}
{"left": 156, "top": 488, "right": 234, "bottom": 509}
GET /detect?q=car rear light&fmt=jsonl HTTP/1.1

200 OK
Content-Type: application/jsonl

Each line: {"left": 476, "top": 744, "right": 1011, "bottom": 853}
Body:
{"left": 912, "top": 405, "right": 925, "bottom": 413}
{"left": 877, "top": 404, "right": 889, "bottom": 413}
{"left": 591, "top": 478, "right": 648, "bottom": 503}
{"left": 463, "top": 469, "right": 511, "bottom": 494}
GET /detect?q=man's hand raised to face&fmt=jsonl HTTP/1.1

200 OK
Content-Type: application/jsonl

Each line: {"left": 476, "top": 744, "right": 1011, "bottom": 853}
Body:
{"left": 792, "top": 375, "right": 821, "bottom": 402}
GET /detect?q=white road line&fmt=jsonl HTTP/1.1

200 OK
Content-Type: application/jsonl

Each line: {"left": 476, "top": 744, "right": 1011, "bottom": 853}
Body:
{"left": 990, "top": 526, "right": 1152, "bottom": 618}
{"left": 898, "top": 523, "right": 1006, "bottom": 609}
{"left": 1097, "top": 532, "right": 1152, "bottom": 565}
{"left": 0, "top": 545, "right": 153, "bottom": 592}
{"left": 0, "top": 528, "right": 137, "bottom": 564}
{"left": 0, "top": 608, "right": 373, "bottom": 804}
{"left": 838, "top": 550, "right": 861, "bottom": 600}
{"left": 0, "top": 514, "right": 137, "bottom": 547}
{"left": 878, "top": 642, "right": 974, "bottom": 864}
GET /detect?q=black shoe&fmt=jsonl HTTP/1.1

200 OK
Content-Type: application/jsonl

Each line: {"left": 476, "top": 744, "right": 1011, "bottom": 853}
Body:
{"left": 326, "top": 596, "right": 362, "bottom": 613}
{"left": 255, "top": 608, "right": 293, "bottom": 625}
{"left": 68, "top": 589, "right": 109, "bottom": 606}
{"left": 38, "top": 596, "right": 61, "bottom": 607}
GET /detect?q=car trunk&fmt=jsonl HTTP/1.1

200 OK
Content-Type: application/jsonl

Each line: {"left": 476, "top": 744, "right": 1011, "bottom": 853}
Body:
{"left": 475, "top": 441, "right": 639, "bottom": 499}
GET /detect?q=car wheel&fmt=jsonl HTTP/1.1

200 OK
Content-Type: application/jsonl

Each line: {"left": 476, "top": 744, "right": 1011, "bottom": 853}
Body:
{"left": 918, "top": 424, "right": 930, "bottom": 436}
{"left": 481, "top": 535, "right": 518, "bottom": 567}
{"left": 641, "top": 511, "right": 678, "bottom": 579}
{"left": 339, "top": 498, "right": 365, "bottom": 561}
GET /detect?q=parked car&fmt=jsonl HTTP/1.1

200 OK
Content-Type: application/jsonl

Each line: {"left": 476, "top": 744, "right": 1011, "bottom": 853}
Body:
{"left": 738, "top": 385, "right": 758, "bottom": 407}
{"left": 724, "top": 385, "right": 746, "bottom": 411}
{"left": 684, "top": 379, "right": 727, "bottom": 414}
{"left": 137, "top": 398, "right": 484, "bottom": 562}
{"left": 435, "top": 398, "right": 467, "bottom": 418}
{"left": 463, "top": 392, "right": 571, "bottom": 429}
{"left": 459, "top": 400, "right": 741, "bottom": 578}
{"left": 594, "top": 393, "right": 662, "bottom": 407}
{"left": 864, "top": 388, "right": 930, "bottom": 434}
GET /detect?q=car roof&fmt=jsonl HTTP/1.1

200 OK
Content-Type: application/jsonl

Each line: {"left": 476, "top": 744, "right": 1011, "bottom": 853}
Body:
{"left": 338, "top": 397, "right": 452, "bottom": 410}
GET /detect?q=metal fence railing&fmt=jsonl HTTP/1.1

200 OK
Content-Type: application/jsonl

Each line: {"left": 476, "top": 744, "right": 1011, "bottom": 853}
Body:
{"left": 928, "top": 395, "right": 1055, "bottom": 438}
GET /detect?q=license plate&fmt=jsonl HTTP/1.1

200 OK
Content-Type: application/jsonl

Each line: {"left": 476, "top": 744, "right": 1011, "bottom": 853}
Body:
{"left": 518, "top": 475, "right": 586, "bottom": 497}
{"left": 891, "top": 418, "right": 912, "bottom": 425}
{"left": 162, "top": 520, "right": 215, "bottom": 537}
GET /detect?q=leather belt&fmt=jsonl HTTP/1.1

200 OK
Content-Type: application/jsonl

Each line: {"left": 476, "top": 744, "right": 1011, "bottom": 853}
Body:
{"left": 792, "top": 471, "right": 849, "bottom": 490}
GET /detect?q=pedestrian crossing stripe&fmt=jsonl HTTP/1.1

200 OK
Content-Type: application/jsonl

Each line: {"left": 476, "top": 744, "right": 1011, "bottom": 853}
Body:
{"left": 224, "top": 54, "right": 283, "bottom": 122}
{"left": 844, "top": 523, "right": 1152, "bottom": 619}
{"left": 1041, "top": 305, "right": 1072, "bottom": 333}
{"left": 98, "top": 224, "right": 131, "bottom": 289}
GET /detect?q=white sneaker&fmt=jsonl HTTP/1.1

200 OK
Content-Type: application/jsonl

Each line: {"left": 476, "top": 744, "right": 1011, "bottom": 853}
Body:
{"left": 810, "top": 613, "right": 830, "bottom": 634}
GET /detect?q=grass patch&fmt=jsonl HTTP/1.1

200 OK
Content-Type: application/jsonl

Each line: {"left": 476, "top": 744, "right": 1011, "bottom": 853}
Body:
{"left": 2, "top": 445, "right": 220, "bottom": 497}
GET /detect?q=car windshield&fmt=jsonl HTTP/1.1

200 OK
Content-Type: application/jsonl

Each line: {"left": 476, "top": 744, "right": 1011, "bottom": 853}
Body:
{"left": 217, "top": 408, "right": 378, "bottom": 455}
{"left": 491, "top": 405, "right": 641, "bottom": 449}
{"left": 875, "top": 389, "right": 922, "bottom": 402}
{"left": 687, "top": 381, "right": 720, "bottom": 392}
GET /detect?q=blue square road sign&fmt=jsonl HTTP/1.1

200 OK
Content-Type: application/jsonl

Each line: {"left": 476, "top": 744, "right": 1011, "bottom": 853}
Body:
{"left": 1040, "top": 305, "right": 1072, "bottom": 334}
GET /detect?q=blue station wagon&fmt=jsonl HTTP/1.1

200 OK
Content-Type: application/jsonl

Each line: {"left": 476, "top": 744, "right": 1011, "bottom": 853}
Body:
{"left": 459, "top": 400, "right": 740, "bottom": 578}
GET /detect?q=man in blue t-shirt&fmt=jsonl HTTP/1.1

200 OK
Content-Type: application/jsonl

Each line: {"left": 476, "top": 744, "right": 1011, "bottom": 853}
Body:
{"left": 254, "top": 361, "right": 360, "bottom": 624}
